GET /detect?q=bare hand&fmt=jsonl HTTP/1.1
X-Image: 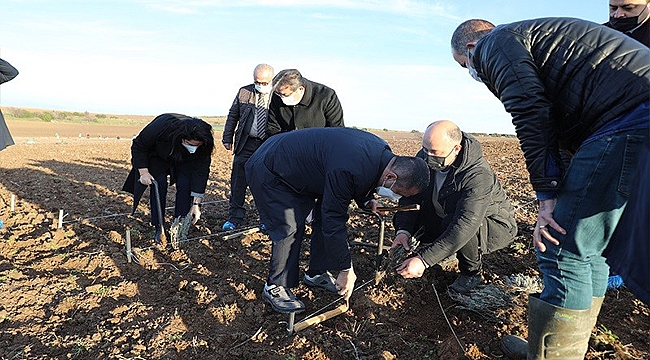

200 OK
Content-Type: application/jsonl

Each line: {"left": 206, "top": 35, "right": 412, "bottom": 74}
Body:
{"left": 138, "top": 172, "right": 154, "bottom": 186}
{"left": 223, "top": 143, "right": 232, "bottom": 151}
{"left": 191, "top": 205, "right": 201, "bottom": 225}
{"left": 365, "top": 199, "right": 379, "bottom": 213}
{"left": 534, "top": 198, "right": 566, "bottom": 252}
{"left": 396, "top": 256, "right": 426, "bottom": 278}
{"left": 390, "top": 232, "right": 410, "bottom": 251}
{"left": 335, "top": 269, "right": 357, "bottom": 300}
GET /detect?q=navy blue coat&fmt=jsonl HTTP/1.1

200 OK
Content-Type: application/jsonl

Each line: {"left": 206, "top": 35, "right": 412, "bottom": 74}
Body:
{"left": 246, "top": 127, "right": 394, "bottom": 268}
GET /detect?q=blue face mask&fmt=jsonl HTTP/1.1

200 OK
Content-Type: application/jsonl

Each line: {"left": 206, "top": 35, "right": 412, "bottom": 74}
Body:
{"left": 376, "top": 179, "right": 402, "bottom": 202}
{"left": 182, "top": 143, "right": 199, "bottom": 154}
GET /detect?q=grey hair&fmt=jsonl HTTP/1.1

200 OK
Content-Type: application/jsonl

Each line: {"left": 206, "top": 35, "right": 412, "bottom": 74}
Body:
{"left": 272, "top": 69, "right": 304, "bottom": 92}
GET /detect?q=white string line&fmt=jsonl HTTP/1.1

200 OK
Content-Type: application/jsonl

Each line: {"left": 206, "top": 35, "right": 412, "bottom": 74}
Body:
{"left": 60, "top": 199, "right": 228, "bottom": 224}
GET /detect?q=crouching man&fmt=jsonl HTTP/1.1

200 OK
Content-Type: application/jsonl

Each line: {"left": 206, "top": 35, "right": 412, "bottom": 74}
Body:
{"left": 393, "top": 120, "right": 517, "bottom": 293}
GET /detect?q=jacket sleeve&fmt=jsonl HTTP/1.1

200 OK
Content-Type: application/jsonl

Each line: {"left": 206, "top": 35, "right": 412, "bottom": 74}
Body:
{"left": 324, "top": 91, "right": 344, "bottom": 128}
{"left": 266, "top": 95, "right": 283, "bottom": 136}
{"left": 477, "top": 33, "right": 562, "bottom": 193}
{"left": 0, "top": 58, "right": 19, "bottom": 84}
{"left": 222, "top": 91, "right": 241, "bottom": 144}
{"left": 417, "top": 170, "right": 492, "bottom": 267}
{"left": 321, "top": 169, "right": 355, "bottom": 270}
{"left": 189, "top": 155, "right": 211, "bottom": 197}
{"left": 131, "top": 116, "right": 168, "bottom": 169}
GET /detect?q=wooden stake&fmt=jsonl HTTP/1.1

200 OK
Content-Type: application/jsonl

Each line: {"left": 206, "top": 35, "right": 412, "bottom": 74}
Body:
{"left": 293, "top": 303, "right": 348, "bottom": 333}
{"left": 57, "top": 209, "right": 64, "bottom": 229}
{"left": 125, "top": 230, "right": 132, "bottom": 263}
{"left": 10, "top": 195, "right": 15, "bottom": 212}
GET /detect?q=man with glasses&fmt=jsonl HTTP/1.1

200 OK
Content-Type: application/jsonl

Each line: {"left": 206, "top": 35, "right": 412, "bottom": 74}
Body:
{"left": 221, "top": 64, "right": 274, "bottom": 231}
{"left": 606, "top": 0, "right": 649, "bottom": 45}
{"left": 393, "top": 120, "right": 517, "bottom": 294}
{"left": 266, "top": 69, "right": 344, "bottom": 136}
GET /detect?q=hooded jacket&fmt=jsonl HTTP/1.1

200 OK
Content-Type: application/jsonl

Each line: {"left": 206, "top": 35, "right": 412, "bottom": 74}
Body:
{"left": 472, "top": 17, "right": 650, "bottom": 192}
{"left": 394, "top": 133, "right": 517, "bottom": 267}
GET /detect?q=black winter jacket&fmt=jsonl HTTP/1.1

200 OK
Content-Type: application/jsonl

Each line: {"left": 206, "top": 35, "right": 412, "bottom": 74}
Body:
{"left": 222, "top": 84, "right": 260, "bottom": 155}
{"left": 266, "top": 79, "right": 344, "bottom": 136}
{"left": 394, "top": 134, "right": 517, "bottom": 267}
{"left": 472, "top": 17, "right": 650, "bottom": 192}
{"left": 122, "top": 113, "right": 212, "bottom": 197}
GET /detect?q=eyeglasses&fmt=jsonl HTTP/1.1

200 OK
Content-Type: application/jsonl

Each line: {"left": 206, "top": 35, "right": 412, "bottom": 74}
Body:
{"left": 275, "top": 87, "right": 298, "bottom": 98}
{"left": 254, "top": 80, "right": 270, "bottom": 86}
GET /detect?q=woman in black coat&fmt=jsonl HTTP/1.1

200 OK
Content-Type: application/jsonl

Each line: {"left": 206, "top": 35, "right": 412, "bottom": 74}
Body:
{"left": 123, "top": 113, "right": 214, "bottom": 242}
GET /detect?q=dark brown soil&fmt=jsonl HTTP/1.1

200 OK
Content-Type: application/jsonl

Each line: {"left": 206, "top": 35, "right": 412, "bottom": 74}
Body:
{"left": 0, "top": 122, "right": 647, "bottom": 359}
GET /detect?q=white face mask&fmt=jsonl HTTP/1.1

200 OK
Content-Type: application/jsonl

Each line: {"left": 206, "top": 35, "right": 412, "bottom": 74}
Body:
{"left": 255, "top": 83, "right": 272, "bottom": 94}
{"left": 280, "top": 87, "right": 303, "bottom": 106}
{"left": 182, "top": 143, "right": 199, "bottom": 154}
{"left": 375, "top": 178, "right": 402, "bottom": 202}
{"left": 468, "top": 65, "right": 482, "bottom": 83}
{"left": 467, "top": 49, "right": 482, "bottom": 83}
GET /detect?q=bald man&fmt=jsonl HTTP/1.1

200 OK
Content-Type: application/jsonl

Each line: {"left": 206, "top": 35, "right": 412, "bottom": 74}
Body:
{"left": 393, "top": 121, "right": 517, "bottom": 294}
{"left": 222, "top": 64, "right": 274, "bottom": 230}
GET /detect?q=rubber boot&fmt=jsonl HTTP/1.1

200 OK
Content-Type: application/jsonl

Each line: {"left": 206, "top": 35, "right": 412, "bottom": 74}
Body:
{"left": 501, "top": 294, "right": 600, "bottom": 359}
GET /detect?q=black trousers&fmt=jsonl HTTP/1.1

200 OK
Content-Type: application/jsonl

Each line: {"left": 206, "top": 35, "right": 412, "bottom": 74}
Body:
{"left": 246, "top": 157, "right": 331, "bottom": 288}
{"left": 149, "top": 164, "right": 192, "bottom": 227}
{"left": 418, "top": 213, "right": 513, "bottom": 275}
{"left": 227, "top": 137, "right": 264, "bottom": 224}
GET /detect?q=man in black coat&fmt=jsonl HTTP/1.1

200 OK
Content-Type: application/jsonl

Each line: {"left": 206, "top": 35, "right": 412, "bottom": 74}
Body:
{"left": 266, "top": 69, "right": 344, "bottom": 136}
{"left": 393, "top": 121, "right": 516, "bottom": 294}
{"left": 451, "top": 18, "right": 649, "bottom": 359}
{"left": 221, "top": 64, "right": 274, "bottom": 230}
{"left": 245, "top": 127, "right": 429, "bottom": 313}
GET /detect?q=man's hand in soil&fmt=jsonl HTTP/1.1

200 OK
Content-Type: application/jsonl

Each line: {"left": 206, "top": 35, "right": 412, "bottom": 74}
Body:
{"left": 335, "top": 268, "right": 357, "bottom": 300}
{"left": 390, "top": 232, "right": 411, "bottom": 251}
{"left": 397, "top": 256, "right": 426, "bottom": 278}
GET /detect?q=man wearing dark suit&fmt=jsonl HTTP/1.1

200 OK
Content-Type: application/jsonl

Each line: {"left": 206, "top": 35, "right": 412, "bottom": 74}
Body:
{"left": 266, "top": 69, "right": 344, "bottom": 136}
{"left": 222, "top": 64, "right": 274, "bottom": 230}
{"left": 245, "top": 127, "right": 430, "bottom": 313}
{"left": 605, "top": 0, "right": 650, "bottom": 46}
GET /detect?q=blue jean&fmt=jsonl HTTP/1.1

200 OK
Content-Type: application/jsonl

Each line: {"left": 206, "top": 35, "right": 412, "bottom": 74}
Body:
{"left": 538, "top": 127, "right": 647, "bottom": 310}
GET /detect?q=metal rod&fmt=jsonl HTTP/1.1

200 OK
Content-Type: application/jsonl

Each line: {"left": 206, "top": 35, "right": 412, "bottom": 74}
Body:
{"left": 57, "top": 209, "right": 64, "bottom": 229}
{"left": 151, "top": 179, "right": 167, "bottom": 247}
{"left": 221, "top": 227, "right": 261, "bottom": 240}
{"left": 10, "top": 194, "right": 15, "bottom": 212}
{"left": 125, "top": 229, "right": 132, "bottom": 263}
{"left": 287, "top": 312, "right": 296, "bottom": 335}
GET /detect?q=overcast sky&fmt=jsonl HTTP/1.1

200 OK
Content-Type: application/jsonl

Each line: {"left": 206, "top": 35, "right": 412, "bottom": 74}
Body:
{"left": 1, "top": 1, "right": 604, "bottom": 134}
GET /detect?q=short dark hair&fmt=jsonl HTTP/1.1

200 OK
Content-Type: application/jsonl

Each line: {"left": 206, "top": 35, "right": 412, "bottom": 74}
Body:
{"left": 451, "top": 19, "right": 495, "bottom": 55}
{"left": 392, "top": 156, "right": 430, "bottom": 193}
{"left": 272, "top": 69, "right": 304, "bottom": 92}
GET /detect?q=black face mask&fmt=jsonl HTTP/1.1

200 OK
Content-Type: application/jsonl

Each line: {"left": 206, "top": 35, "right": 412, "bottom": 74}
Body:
{"left": 426, "top": 148, "right": 455, "bottom": 172}
{"left": 610, "top": 6, "right": 648, "bottom": 32}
